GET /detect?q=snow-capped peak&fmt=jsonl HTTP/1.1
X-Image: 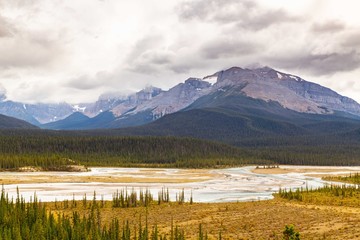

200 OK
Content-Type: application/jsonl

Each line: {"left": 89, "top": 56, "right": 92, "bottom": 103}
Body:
{"left": 72, "top": 105, "right": 86, "bottom": 112}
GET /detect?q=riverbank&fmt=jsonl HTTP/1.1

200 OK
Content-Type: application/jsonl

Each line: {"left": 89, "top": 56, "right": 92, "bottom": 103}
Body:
{"left": 252, "top": 165, "right": 359, "bottom": 176}
{"left": 0, "top": 164, "right": 89, "bottom": 173}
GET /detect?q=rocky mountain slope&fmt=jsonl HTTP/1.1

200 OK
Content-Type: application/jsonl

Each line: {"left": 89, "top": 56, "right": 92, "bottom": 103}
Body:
{"left": 211, "top": 66, "right": 360, "bottom": 115}
{"left": 0, "top": 100, "right": 75, "bottom": 125}
{"left": 1, "top": 66, "right": 360, "bottom": 130}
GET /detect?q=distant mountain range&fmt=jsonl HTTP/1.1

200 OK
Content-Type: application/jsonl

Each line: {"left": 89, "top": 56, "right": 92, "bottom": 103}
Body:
{"left": 0, "top": 113, "right": 38, "bottom": 129}
{"left": 1, "top": 66, "right": 360, "bottom": 135}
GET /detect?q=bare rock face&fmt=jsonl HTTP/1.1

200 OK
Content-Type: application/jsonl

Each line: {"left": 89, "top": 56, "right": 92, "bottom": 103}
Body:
{"left": 119, "top": 78, "right": 212, "bottom": 120}
{"left": 2, "top": 65, "right": 360, "bottom": 129}
{"left": 0, "top": 101, "right": 75, "bottom": 125}
{"left": 111, "top": 86, "right": 163, "bottom": 117}
{"left": 210, "top": 66, "right": 360, "bottom": 116}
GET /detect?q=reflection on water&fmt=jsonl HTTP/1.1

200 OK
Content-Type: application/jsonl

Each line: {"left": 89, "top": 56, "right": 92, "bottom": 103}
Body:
{"left": 2, "top": 166, "right": 360, "bottom": 203}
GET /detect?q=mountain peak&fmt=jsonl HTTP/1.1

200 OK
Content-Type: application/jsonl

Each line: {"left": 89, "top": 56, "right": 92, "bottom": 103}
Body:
{"left": 213, "top": 66, "right": 305, "bottom": 84}
{"left": 185, "top": 78, "right": 212, "bottom": 88}
{"left": 2, "top": 65, "right": 360, "bottom": 131}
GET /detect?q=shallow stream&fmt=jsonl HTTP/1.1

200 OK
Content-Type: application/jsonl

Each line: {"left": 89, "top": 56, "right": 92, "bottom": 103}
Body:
{"left": 2, "top": 166, "right": 359, "bottom": 202}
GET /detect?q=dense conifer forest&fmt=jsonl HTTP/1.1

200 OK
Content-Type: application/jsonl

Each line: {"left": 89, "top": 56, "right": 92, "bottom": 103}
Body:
{"left": 0, "top": 134, "right": 270, "bottom": 170}
{"left": 1, "top": 127, "right": 360, "bottom": 169}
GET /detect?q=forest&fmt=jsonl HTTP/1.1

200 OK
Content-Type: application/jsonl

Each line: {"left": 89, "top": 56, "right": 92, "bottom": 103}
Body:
{"left": 0, "top": 134, "right": 270, "bottom": 170}
{"left": 1, "top": 128, "right": 360, "bottom": 170}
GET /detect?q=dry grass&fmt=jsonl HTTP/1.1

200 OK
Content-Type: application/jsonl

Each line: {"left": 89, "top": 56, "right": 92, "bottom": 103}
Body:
{"left": 49, "top": 198, "right": 360, "bottom": 239}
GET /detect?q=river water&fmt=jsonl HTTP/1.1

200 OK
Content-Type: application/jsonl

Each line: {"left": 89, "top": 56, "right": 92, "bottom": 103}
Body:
{"left": 2, "top": 166, "right": 359, "bottom": 203}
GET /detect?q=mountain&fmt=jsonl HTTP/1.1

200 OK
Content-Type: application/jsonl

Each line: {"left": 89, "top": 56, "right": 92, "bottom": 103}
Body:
{"left": 41, "top": 80, "right": 212, "bottom": 130}
{"left": 211, "top": 66, "right": 360, "bottom": 115}
{"left": 111, "top": 86, "right": 164, "bottom": 119}
{"left": 41, "top": 66, "right": 360, "bottom": 131}
{"left": 99, "top": 66, "right": 360, "bottom": 145}
{"left": 41, "top": 86, "right": 163, "bottom": 130}
{"left": 75, "top": 93, "right": 128, "bottom": 118}
{"left": 0, "top": 85, "right": 163, "bottom": 126}
{"left": 0, "top": 100, "right": 79, "bottom": 125}
{"left": 0, "top": 114, "right": 38, "bottom": 129}
{"left": 117, "top": 85, "right": 360, "bottom": 144}
{"left": 41, "top": 112, "right": 90, "bottom": 130}
{"left": 108, "top": 79, "right": 211, "bottom": 128}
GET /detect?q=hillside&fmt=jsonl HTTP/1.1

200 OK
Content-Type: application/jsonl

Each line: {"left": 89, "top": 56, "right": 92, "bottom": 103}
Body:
{"left": 0, "top": 114, "right": 38, "bottom": 129}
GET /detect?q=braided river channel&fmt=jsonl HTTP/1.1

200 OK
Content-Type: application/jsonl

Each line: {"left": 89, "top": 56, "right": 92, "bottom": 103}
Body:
{"left": 2, "top": 166, "right": 359, "bottom": 202}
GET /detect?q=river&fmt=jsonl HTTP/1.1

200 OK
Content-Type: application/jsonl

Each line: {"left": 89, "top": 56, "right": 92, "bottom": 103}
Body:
{"left": 2, "top": 166, "right": 359, "bottom": 202}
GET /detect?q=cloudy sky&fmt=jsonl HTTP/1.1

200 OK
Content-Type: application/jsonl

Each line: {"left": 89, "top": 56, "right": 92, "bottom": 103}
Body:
{"left": 0, "top": 0, "right": 359, "bottom": 103}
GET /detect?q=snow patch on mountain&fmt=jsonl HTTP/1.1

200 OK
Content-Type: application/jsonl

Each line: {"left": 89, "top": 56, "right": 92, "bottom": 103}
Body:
{"left": 2, "top": 65, "right": 360, "bottom": 128}
{"left": 72, "top": 105, "right": 86, "bottom": 112}
{"left": 289, "top": 75, "right": 301, "bottom": 81}
{"left": 203, "top": 75, "right": 218, "bottom": 84}
{"left": 212, "top": 66, "right": 360, "bottom": 115}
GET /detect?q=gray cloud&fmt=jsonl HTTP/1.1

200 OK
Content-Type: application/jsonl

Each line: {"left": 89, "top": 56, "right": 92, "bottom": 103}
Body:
{"left": 169, "top": 64, "right": 192, "bottom": 74}
{"left": 267, "top": 51, "right": 360, "bottom": 76}
{"left": 311, "top": 20, "right": 345, "bottom": 33}
{"left": 0, "top": 36, "right": 63, "bottom": 69}
{"left": 126, "top": 34, "right": 164, "bottom": 64}
{"left": 66, "top": 75, "right": 100, "bottom": 90}
{"left": 342, "top": 32, "right": 360, "bottom": 49}
{"left": 127, "top": 49, "right": 175, "bottom": 74}
{"left": 177, "top": 0, "right": 255, "bottom": 22}
{"left": 177, "top": 0, "right": 300, "bottom": 31}
{"left": 0, "top": 14, "right": 14, "bottom": 37}
{"left": 201, "top": 38, "right": 259, "bottom": 59}
{"left": 125, "top": 34, "right": 175, "bottom": 74}
{"left": 66, "top": 71, "right": 114, "bottom": 90}
{"left": 0, "top": 8, "right": 64, "bottom": 69}
{"left": 0, "top": 0, "right": 360, "bottom": 103}
{"left": 168, "top": 57, "right": 208, "bottom": 74}
{"left": 237, "top": 9, "right": 301, "bottom": 31}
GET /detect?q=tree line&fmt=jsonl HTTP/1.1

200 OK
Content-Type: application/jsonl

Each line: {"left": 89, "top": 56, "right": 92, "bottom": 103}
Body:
{"left": 276, "top": 184, "right": 360, "bottom": 207}
{"left": 0, "top": 135, "right": 270, "bottom": 170}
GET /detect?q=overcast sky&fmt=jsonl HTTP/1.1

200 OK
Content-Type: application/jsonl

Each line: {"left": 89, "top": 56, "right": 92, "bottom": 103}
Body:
{"left": 0, "top": 0, "right": 359, "bottom": 103}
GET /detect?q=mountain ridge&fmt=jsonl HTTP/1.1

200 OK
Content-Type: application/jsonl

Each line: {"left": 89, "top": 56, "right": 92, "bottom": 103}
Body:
{"left": 0, "top": 66, "right": 359, "bottom": 130}
{"left": 0, "top": 113, "right": 39, "bottom": 129}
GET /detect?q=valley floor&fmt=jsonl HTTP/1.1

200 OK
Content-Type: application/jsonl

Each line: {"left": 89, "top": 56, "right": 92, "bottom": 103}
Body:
{"left": 51, "top": 198, "right": 360, "bottom": 239}
{"left": 2, "top": 166, "right": 360, "bottom": 239}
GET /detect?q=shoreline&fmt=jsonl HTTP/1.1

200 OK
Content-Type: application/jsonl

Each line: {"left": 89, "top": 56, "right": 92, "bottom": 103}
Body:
{"left": 251, "top": 165, "right": 360, "bottom": 176}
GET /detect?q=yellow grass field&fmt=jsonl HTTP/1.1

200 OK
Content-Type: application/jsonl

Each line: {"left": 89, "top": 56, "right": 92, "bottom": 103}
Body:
{"left": 49, "top": 197, "right": 360, "bottom": 239}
